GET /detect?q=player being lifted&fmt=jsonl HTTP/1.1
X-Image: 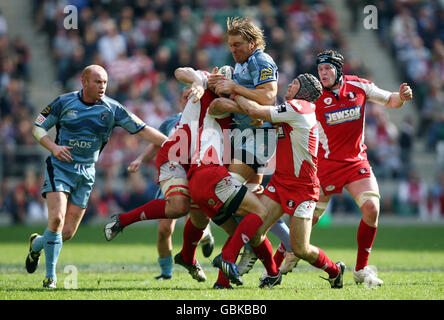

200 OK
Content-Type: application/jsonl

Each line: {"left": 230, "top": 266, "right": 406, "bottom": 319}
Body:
{"left": 312, "top": 50, "right": 413, "bottom": 286}
{"left": 25, "top": 65, "right": 167, "bottom": 288}
{"left": 209, "top": 16, "right": 294, "bottom": 275}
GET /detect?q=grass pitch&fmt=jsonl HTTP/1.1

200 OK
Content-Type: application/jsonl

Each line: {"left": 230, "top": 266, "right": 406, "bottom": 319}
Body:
{"left": 0, "top": 221, "right": 443, "bottom": 300}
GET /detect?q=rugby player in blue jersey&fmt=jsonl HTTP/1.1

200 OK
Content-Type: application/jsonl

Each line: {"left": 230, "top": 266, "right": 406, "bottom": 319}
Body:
{"left": 208, "top": 17, "right": 296, "bottom": 275}
{"left": 25, "top": 65, "right": 167, "bottom": 288}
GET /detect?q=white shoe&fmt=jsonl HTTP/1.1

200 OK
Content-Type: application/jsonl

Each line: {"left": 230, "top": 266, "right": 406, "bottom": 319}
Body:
{"left": 354, "top": 265, "right": 383, "bottom": 287}
{"left": 237, "top": 249, "right": 258, "bottom": 275}
{"left": 279, "top": 252, "right": 299, "bottom": 275}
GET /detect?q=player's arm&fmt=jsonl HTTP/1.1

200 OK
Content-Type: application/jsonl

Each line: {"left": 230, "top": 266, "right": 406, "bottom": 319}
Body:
{"left": 127, "top": 144, "right": 159, "bottom": 173}
{"left": 215, "top": 80, "right": 277, "bottom": 105}
{"left": 385, "top": 83, "right": 413, "bottom": 109}
{"left": 233, "top": 95, "right": 272, "bottom": 122}
{"left": 32, "top": 125, "right": 73, "bottom": 162}
{"left": 208, "top": 97, "right": 245, "bottom": 116}
{"left": 174, "top": 67, "right": 208, "bottom": 102}
{"left": 135, "top": 126, "right": 168, "bottom": 147}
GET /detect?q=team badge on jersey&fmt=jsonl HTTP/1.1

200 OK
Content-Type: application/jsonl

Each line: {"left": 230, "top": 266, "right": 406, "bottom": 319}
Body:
{"left": 347, "top": 91, "right": 357, "bottom": 101}
{"left": 259, "top": 68, "right": 273, "bottom": 81}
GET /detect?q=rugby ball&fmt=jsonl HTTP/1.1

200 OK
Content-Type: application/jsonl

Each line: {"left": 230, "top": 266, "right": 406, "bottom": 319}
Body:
{"left": 217, "top": 65, "right": 234, "bottom": 80}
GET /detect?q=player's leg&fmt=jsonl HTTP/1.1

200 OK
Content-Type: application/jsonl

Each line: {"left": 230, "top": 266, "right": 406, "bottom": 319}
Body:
{"left": 156, "top": 218, "right": 176, "bottom": 280}
{"left": 289, "top": 211, "right": 345, "bottom": 289}
{"left": 345, "top": 174, "right": 383, "bottom": 286}
{"left": 62, "top": 202, "right": 87, "bottom": 241}
{"left": 30, "top": 191, "right": 68, "bottom": 288}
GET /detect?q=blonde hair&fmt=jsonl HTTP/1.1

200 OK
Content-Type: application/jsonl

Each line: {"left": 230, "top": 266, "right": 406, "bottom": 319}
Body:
{"left": 226, "top": 17, "right": 266, "bottom": 51}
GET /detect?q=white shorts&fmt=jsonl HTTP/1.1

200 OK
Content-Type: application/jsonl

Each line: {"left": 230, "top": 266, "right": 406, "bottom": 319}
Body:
{"left": 293, "top": 200, "right": 316, "bottom": 219}
{"left": 158, "top": 161, "right": 187, "bottom": 182}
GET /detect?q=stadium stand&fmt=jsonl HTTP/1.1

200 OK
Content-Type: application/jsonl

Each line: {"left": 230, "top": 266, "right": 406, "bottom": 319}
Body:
{"left": 0, "top": 0, "right": 443, "bottom": 224}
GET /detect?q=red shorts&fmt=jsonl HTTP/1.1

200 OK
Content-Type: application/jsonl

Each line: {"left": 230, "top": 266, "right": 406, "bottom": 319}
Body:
{"left": 317, "top": 159, "right": 372, "bottom": 196}
{"left": 188, "top": 165, "right": 244, "bottom": 220}
{"left": 264, "top": 175, "right": 319, "bottom": 216}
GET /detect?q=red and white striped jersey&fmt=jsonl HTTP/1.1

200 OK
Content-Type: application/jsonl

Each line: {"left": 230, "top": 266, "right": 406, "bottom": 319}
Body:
{"left": 315, "top": 75, "right": 392, "bottom": 163}
{"left": 269, "top": 99, "right": 319, "bottom": 184}
{"left": 156, "top": 70, "right": 217, "bottom": 168}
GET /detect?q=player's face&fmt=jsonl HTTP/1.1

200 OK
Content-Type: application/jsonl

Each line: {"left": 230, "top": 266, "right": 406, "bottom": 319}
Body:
{"left": 285, "top": 78, "right": 300, "bottom": 100}
{"left": 317, "top": 64, "right": 336, "bottom": 89}
{"left": 228, "top": 34, "right": 255, "bottom": 63}
{"left": 83, "top": 69, "right": 108, "bottom": 102}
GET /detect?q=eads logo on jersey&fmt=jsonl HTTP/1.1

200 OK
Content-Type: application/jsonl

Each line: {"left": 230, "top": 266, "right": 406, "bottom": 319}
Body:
{"left": 325, "top": 105, "right": 362, "bottom": 125}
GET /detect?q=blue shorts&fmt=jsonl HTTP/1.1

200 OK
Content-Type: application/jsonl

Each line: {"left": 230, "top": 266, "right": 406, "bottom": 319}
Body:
{"left": 41, "top": 157, "right": 96, "bottom": 208}
{"left": 231, "top": 127, "right": 277, "bottom": 173}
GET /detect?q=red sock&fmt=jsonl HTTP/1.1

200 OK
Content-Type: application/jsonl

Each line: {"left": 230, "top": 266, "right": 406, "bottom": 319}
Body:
{"left": 311, "top": 247, "right": 339, "bottom": 278}
{"left": 215, "top": 237, "right": 232, "bottom": 288}
{"left": 252, "top": 237, "right": 278, "bottom": 276}
{"left": 356, "top": 219, "right": 377, "bottom": 271}
{"left": 222, "top": 213, "right": 262, "bottom": 263}
{"left": 274, "top": 242, "right": 286, "bottom": 269}
{"left": 118, "top": 199, "right": 166, "bottom": 227}
{"left": 180, "top": 218, "right": 205, "bottom": 265}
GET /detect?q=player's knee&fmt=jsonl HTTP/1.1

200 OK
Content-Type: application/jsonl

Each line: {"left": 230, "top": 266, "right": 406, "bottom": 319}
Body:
{"left": 167, "top": 196, "right": 190, "bottom": 217}
{"left": 313, "top": 202, "right": 328, "bottom": 225}
{"left": 48, "top": 213, "right": 64, "bottom": 229}
{"left": 158, "top": 224, "right": 174, "bottom": 239}
{"left": 356, "top": 191, "right": 380, "bottom": 223}
{"left": 291, "top": 243, "right": 310, "bottom": 260}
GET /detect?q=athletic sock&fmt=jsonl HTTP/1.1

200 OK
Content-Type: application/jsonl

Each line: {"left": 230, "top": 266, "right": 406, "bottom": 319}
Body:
{"left": 118, "top": 199, "right": 166, "bottom": 227}
{"left": 274, "top": 242, "right": 286, "bottom": 269}
{"left": 269, "top": 219, "right": 291, "bottom": 252}
{"left": 179, "top": 218, "right": 205, "bottom": 265}
{"left": 252, "top": 237, "right": 279, "bottom": 276}
{"left": 43, "top": 228, "right": 63, "bottom": 281}
{"left": 356, "top": 219, "right": 377, "bottom": 271}
{"left": 311, "top": 247, "right": 339, "bottom": 279}
{"left": 31, "top": 235, "right": 45, "bottom": 253}
{"left": 222, "top": 213, "right": 262, "bottom": 263}
{"left": 158, "top": 255, "right": 173, "bottom": 277}
{"left": 215, "top": 236, "right": 232, "bottom": 288}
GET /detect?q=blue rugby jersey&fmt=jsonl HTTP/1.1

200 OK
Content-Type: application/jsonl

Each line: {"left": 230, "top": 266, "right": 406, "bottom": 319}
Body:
{"left": 35, "top": 90, "right": 146, "bottom": 164}
{"left": 232, "top": 48, "right": 278, "bottom": 130}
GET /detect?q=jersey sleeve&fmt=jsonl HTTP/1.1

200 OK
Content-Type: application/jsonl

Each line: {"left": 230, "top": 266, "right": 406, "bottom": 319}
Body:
{"left": 34, "top": 96, "right": 63, "bottom": 130}
{"left": 347, "top": 78, "right": 392, "bottom": 105}
{"left": 114, "top": 103, "right": 146, "bottom": 134}
{"left": 269, "top": 100, "right": 303, "bottom": 124}
{"left": 249, "top": 56, "right": 278, "bottom": 87}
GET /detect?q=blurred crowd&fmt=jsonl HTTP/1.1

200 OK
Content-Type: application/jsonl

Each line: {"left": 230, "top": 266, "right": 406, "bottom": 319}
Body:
{"left": 0, "top": 0, "right": 443, "bottom": 224}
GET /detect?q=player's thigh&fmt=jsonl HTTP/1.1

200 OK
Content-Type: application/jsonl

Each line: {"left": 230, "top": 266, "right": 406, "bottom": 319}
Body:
{"left": 219, "top": 215, "right": 239, "bottom": 237}
{"left": 345, "top": 174, "right": 379, "bottom": 199}
{"left": 289, "top": 215, "right": 313, "bottom": 254}
{"left": 228, "top": 159, "right": 255, "bottom": 182}
{"left": 62, "top": 202, "right": 87, "bottom": 241}
{"left": 236, "top": 189, "right": 266, "bottom": 218}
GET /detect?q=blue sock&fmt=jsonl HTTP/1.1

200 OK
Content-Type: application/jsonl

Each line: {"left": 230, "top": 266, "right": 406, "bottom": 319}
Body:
{"left": 43, "top": 229, "right": 63, "bottom": 281}
{"left": 158, "top": 255, "right": 173, "bottom": 277}
{"left": 31, "top": 235, "right": 45, "bottom": 253}
{"left": 270, "top": 218, "right": 292, "bottom": 252}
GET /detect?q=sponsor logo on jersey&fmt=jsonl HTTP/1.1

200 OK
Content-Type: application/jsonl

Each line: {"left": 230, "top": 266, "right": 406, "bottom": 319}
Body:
{"left": 277, "top": 125, "right": 285, "bottom": 139}
{"left": 259, "top": 68, "right": 273, "bottom": 81}
{"left": 69, "top": 139, "right": 92, "bottom": 148}
{"left": 325, "top": 105, "right": 362, "bottom": 125}
{"left": 276, "top": 104, "right": 287, "bottom": 113}
{"left": 35, "top": 114, "right": 46, "bottom": 125}
{"left": 347, "top": 91, "right": 357, "bottom": 101}
{"left": 41, "top": 105, "right": 51, "bottom": 116}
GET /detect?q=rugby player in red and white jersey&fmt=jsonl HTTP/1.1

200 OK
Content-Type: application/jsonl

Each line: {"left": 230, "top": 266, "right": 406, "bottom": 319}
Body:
{"left": 104, "top": 67, "right": 218, "bottom": 282}
{"left": 313, "top": 50, "right": 413, "bottom": 286}
{"left": 229, "top": 73, "right": 346, "bottom": 288}
{"left": 185, "top": 69, "right": 281, "bottom": 289}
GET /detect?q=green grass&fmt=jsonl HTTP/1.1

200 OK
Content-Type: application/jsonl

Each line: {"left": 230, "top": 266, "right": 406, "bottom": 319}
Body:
{"left": 0, "top": 223, "right": 443, "bottom": 300}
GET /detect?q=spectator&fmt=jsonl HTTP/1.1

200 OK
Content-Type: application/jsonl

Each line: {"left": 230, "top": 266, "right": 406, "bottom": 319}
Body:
{"left": 396, "top": 168, "right": 428, "bottom": 216}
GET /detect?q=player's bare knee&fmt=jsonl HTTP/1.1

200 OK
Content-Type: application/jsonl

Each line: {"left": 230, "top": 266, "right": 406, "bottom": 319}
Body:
{"left": 291, "top": 243, "right": 309, "bottom": 260}
{"left": 158, "top": 224, "right": 174, "bottom": 239}
{"left": 167, "top": 196, "right": 190, "bottom": 218}
{"left": 356, "top": 191, "right": 380, "bottom": 224}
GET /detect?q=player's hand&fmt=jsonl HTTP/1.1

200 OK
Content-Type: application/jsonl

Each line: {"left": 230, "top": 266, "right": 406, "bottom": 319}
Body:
{"left": 215, "top": 79, "right": 236, "bottom": 95}
{"left": 128, "top": 159, "right": 142, "bottom": 173}
{"left": 208, "top": 73, "right": 226, "bottom": 91}
{"left": 252, "top": 185, "right": 264, "bottom": 195}
{"left": 52, "top": 145, "right": 73, "bottom": 162}
{"left": 399, "top": 83, "right": 413, "bottom": 102}
{"left": 250, "top": 118, "right": 263, "bottom": 128}
{"left": 188, "top": 82, "right": 205, "bottom": 102}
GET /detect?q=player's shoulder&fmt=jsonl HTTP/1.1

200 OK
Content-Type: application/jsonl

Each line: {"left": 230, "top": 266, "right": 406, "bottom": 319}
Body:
{"left": 343, "top": 75, "right": 373, "bottom": 85}
{"left": 286, "top": 99, "right": 316, "bottom": 114}
{"left": 57, "top": 91, "right": 79, "bottom": 103}
{"left": 248, "top": 49, "right": 277, "bottom": 67}
{"left": 101, "top": 95, "right": 124, "bottom": 110}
